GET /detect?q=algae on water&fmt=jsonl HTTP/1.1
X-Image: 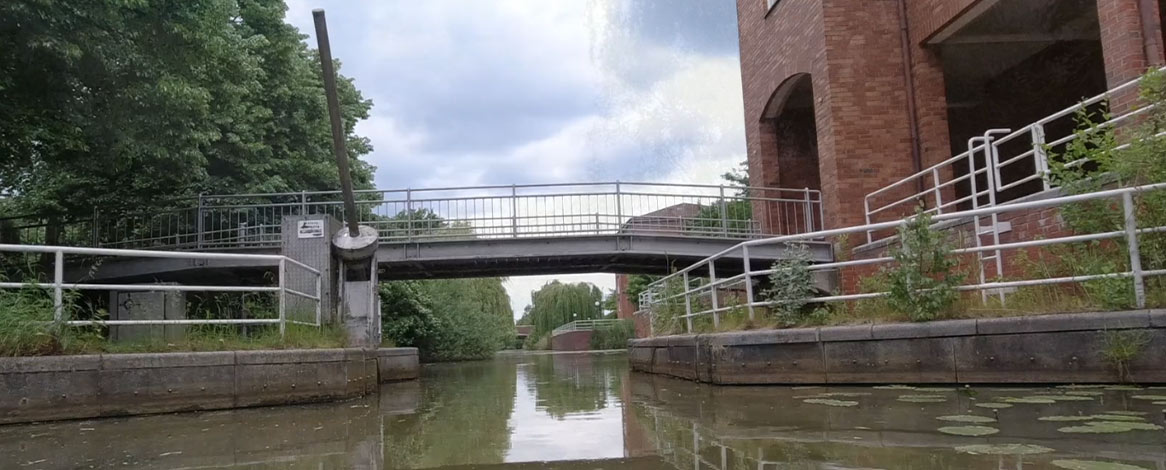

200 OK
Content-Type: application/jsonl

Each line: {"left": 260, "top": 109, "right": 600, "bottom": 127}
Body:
{"left": 1058, "top": 421, "right": 1164, "bottom": 434}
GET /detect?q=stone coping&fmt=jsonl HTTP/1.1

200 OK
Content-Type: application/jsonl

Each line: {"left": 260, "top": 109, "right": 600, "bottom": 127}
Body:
{"left": 0, "top": 347, "right": 416, "bottom": 373}
{"left": 630, "top": 310, "right": 1166, "bottom": 348}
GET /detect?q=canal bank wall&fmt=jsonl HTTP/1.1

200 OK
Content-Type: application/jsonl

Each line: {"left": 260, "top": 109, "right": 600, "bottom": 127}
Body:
{"left": 629, "top": 310, "right": 1166, "bottom": 384}
{"left": 0, "top": 347, "right": 419, "bottom": 425}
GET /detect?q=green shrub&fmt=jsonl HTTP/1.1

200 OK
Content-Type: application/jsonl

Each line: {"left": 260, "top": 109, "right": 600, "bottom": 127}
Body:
{"left": 884, "top": 208, "right": 964, "bottom": 322}
{"left": 589, "top": 320, "right": 634, "bottom": 350}
{"left": 762, "top": 243, "right": 816, "bottom": 326}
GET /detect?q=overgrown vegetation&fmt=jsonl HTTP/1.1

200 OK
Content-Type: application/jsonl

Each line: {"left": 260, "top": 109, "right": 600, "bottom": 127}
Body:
{"left": 516, "top": 281, "right": 604, "bottom": 347}
{"left": 589, "top": 320, "right": 635, "bottom": 350}
{"left": 884, "top": 208, "right": 965, "bottom": 322}
{"left": 763, "top": 243, "right": 817, "bottom": 326}
{"left": 1100, "top": 329, "right": 1151, "bottom": 382}
{"left": 379, "top": 278, "right": 514, "bottom": 362}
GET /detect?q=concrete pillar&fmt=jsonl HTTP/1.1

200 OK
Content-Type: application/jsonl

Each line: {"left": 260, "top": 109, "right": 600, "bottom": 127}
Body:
{"left": 109, "top": 289, "right": 186, "bottom": 342}
{"left": 281, "top": 214, "right": 341, "bottom": 324}
{"left": 340, "top": 259, "right": 381, "bottom": 347}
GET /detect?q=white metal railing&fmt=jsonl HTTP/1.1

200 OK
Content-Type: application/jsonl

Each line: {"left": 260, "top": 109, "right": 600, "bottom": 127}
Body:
{"left": 642, "top": 182, "right": 1166, "bottom": 335}
{"left": 0, "top": 244, "right": 323, "bottom": 337}
{"left": 551, "top": 318, "right": 627, "bottom": 335}
{"left": 2, "top": 182, "right": 822, "bottom": 251}
{"left": 863, "top": 66, "right": 1165, "bottom": 245}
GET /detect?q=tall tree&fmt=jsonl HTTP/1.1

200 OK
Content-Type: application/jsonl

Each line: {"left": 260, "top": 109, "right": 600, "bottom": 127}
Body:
{"left": 525, "top": 281, "right": 603, "bottom": 338}
{"left": 0, "top": 0, "right": 373, "bottom": 216}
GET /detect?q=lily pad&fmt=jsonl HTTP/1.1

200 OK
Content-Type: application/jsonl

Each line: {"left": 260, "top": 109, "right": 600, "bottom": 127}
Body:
{"left": 1105, "top": 411, "right": 1148, "bottom": 416}
{"left": 974, "top": 402, "right": 1013, "bottom": 409}
{"left": 1091, "top": 414, "right": 1146, "bottom": 422}
{"left": 1057, "top": 385, "right": 1109, "bottom": 390}
{"left": 1051, "top": 459, "right": 1150, "bottom": 470}
{"left": 915, "top": 387, "right": 956, "bottom": 393}
{"left": 1131, "top": 395, "right": 1166, "bottom": 401}
{"left": 897, "top": 395, "right": 947, "bottom": 403}
{"left": 1064, "top": 391, "right": 1105, "bottom": 396}
{"left": 1027, "top": 394, "right": 1095, "bottom": 402}
{"left": 873, "top": 384, "right": 916, "bottom": 390}
{"left": 954, "top": 444, "right": 1053, "bottom": 455}
{"left": 937, "top": 415, "right": 996, "bottom": 423}
{"left": 1001, "top": 397, "right": 1057, "bottom": 404}
{"left": 803, "top": 398, "right": 858, "bottom": 407}
{"left": 1039, "top": 415, "right": 1097, "bottom": 422}
{"left": 1058, "top": 421, "right": 1165, "bottom": 434}
{"left": 1154, "top": 401, "right": 1166, "bottom": 405}
{"left": 1104, "top": 386, "right": 1144, "bottom": 391}
{"left": 938, "top": 425, "right": 999, "bottom": 436}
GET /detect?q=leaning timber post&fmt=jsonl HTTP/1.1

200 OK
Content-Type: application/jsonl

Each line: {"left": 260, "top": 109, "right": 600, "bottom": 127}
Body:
{"left": 314, "top": 9, "right": 381, "bottom": 348}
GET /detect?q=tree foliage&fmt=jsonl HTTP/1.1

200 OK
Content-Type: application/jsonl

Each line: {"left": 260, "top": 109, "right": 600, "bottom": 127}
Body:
{"left": 524, "top": 281, "right": 603, "bottom": 340}
{"left": 763, "top": 243, "right": 817, "bottom": 325}
{"left": 380, "top": 278, "right": 514, "bottom": 362}
{"left": 0, "top": 0, "right": 374, "bottom": 215}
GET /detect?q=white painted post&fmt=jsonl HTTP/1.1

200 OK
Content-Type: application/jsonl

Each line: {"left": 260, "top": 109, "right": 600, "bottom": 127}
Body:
{"left": 932, "top": 168, "right": 943, "bottom": 214}
{"left": 315, "top": 274, "right": 323, "bottom": 327}
{"left": 683, "top": 271, "right": 693, "bottom": 333}
{"left": 196, "top": 194, "right": 205, "bottom": 250}
{"left": 742, "top": 245, "right": 755, "bottom": 321}
{"left": 406, "top": 189, "right": 413, "bottom": 242}
{"left": 1123, "top": 192, "right": 1146, "bottom": 309}
{"left": 803, "top": 187, "right": 813, "bottom": 234}
{"left": 708, "top": 262, "right": 719, "bottom": 328}
{"left": 863, "top": 197, "right": 873, "bottom": 244}
{"left": 1032, "top": 124, "right": 1051, "bottom": 191}
{"left": 53, "top": 250, "right": 64, "bottom": 322}
{"left": 278, "top": 257, "right": 287, "bottom": 339}
{"left": 615, "top": 182, "right": 623, "bottom": 228}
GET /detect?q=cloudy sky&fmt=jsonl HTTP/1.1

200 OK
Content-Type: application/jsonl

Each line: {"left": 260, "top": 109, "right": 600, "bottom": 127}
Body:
{"left": 283, "top": 1, "right": 745, "bottom": 318}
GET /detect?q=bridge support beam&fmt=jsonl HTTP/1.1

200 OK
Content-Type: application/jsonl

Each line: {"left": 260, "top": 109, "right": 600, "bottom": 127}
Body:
{"left": 281, "top": 215, "right": 342, "bottom": 325}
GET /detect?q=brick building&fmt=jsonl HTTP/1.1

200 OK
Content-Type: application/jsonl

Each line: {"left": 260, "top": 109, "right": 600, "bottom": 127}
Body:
{"left": 737, "top": 0, "right": 1165, "bottom": 232}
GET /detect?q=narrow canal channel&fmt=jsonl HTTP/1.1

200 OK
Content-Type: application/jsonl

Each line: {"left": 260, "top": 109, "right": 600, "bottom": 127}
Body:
{"left": 3, "top": 352, "right": 1165, "bottom": 469}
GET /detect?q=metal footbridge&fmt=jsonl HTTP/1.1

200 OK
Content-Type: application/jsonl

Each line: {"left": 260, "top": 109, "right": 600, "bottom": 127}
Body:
{"left": 3, "top": 182, "right": 831, "bottom": 283}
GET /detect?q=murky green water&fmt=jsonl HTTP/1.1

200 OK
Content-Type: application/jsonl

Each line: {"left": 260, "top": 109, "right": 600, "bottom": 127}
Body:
{"left": 3, "top": 352, "right": 1165, "bottom": 469}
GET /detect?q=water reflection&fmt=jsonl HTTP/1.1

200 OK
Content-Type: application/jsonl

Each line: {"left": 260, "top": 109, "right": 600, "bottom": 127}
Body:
{"left": 3, "top": 353, "right": 1166, "bottom": 469}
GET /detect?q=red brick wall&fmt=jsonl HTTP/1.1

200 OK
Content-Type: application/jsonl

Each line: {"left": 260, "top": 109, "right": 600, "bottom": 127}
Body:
{"left": 550, "top": 330, "right": 593, "bottom": 351}
{"left": 1098, "top": 0, "right": 1165, "bottom": 112}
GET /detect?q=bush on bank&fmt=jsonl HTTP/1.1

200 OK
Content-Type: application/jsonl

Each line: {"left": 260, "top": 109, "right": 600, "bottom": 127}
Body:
{"left": 379, "top": 278, "right": 514, "bottom": 362}
{"left": 589, "top": 320, "right": 634, "bottom": 350}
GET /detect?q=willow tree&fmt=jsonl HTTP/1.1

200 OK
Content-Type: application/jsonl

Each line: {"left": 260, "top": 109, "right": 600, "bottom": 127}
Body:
{"left": 526, "top": 281, "right": 603, "bottom": 338}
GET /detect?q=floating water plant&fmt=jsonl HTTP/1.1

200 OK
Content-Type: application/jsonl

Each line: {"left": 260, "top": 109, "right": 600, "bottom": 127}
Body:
{"left": 1051, "top": 459, "right": 1150, "bottom": 470}
{"left": 1001, "top": 397, "right": 1057, "bottom": 404}
{"left": 1057, "top": 385, "right": 1109, "bottom": 390}
{"left": 974, "top": 402, "right": 1013, "bottom": 409}
{"left": 936, "top": 415, "right": 996, "bottom": 423}
{"left": 1130, "top": 395, "right": 1166, "bottom": 401}
{"left": 1105, "top": 411, "right": 1148, "bottom": 416}
{"left": 938, "top": 425, "right": 999, "bottom": 436}
{"left": 1040, "top": 415, "right": 1144, "bottom": 422}
{"left": 1103, "top": 386, "right": 1143, "bottom": 391}
{"left": 1026, "top": 394, "right": 1095, "bottom": 402}
{"left": 802, "top": 398, "right": 858, "bottom": 407}
{"left": 954, "top": 444, "right": 1053, "bottom": 455}
{"left": 1058, "top": 421, "right": 1164, "bottom": 434}
{"left": 1039, "top": 415, "right": 1097, "bottom": 422}
{"left": 897, "top": 395, "right": 947, "bottom": 403}
{"left": 1065, "top": 391, "right": 1105, "bottom": 396}
{"left": 873, "top": 384, "right": 916, "bottom": 390}
{"left": 915, "top": 387, "right": 956, "bottom": 393}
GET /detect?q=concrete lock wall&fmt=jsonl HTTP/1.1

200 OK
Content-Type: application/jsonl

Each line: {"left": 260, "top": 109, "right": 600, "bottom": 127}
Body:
{"left": 629, "top": 310, "right": 1166, "bottom": 385}
{"left": 551, "top": 331, "right": 594, "bottom": 351}
{"left": 0, "top": 347, "right": 419, "bottom": 425}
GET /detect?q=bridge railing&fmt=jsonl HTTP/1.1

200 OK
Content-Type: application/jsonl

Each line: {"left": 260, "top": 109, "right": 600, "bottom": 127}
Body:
{"left": 642, "top": 181, "right": 1166, "bottom": 335}
{"left": 0, "top": 244, "right": 323, "bottom": 337}
{"left": 551, "top": 318, "right": 628, "bottom": 335}
{"left": 2, "top": 182, "right": 823, "bottom": 251}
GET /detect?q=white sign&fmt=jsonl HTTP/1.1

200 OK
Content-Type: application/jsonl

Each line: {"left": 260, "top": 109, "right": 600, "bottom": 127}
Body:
{"left": 297, "top": 220, "right": 325, "bottom": 239}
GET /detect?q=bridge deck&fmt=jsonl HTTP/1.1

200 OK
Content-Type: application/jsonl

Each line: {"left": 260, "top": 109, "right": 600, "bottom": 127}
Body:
{"left": 65, "top": 234, "right": 832, "bottom": 283}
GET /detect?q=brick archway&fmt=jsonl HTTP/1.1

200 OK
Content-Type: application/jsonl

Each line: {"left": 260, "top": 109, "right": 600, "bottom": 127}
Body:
{"left": 750, "top": 73, "right": 822, "bottom": 236}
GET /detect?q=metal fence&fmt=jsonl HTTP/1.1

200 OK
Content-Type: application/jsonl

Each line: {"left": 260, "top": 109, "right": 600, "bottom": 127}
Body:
{"left": 642, "top": 182, "right": 1166, "bottom": 335}
{"left": 0, "top": 244, "right": 323, "bottom": 337}
{"left": 551, "top": 318, "right": 628, "bottom": 335}
{"left": 0, "top": 182, "right": 823, "bottom": 251}
{"left": 863, "top": 66, "right": 1163, "bottom": 244}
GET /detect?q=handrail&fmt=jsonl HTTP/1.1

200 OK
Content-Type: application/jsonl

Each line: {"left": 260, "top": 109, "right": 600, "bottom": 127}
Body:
{"left": 862, "top": 65, "right": 1166, "bottom": 244}
{"left": 551, "top": 318, "right": 627, "bottom": 335}
{"left": 643, "top": 181, "right": 1166, "bottom": 334}
{"left": 0, "top": 244, "right": 324, "bottom": 337}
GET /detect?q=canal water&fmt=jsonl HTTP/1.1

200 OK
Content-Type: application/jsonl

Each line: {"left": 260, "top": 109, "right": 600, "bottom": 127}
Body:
{"left": 3, "top": 352, "right": 1165, "bottom": 469}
